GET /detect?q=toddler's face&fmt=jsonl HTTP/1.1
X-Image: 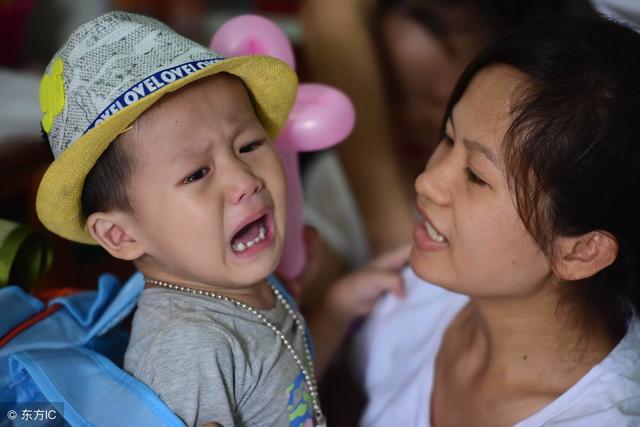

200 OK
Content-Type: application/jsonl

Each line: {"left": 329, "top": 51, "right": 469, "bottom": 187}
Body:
{"left": 123, "top": 74, "right": 286, "bottom": 292}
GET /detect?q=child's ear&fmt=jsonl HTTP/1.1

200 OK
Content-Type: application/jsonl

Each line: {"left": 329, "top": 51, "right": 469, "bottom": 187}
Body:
{"left": 554, "top": 231, "right": 618, "bottom": 281}
{"left": 86, "top": 212, "right": 144, "bottom": 261}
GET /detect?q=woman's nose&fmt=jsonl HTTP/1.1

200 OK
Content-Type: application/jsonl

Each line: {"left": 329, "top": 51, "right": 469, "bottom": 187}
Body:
{"left": 415, "top": 147, "right": 454, "bottom": 206}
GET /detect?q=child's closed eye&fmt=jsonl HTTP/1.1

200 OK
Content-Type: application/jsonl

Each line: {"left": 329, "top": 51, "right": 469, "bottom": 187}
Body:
{"left": 183, "top": 167, "right": 210, "bottom": 184}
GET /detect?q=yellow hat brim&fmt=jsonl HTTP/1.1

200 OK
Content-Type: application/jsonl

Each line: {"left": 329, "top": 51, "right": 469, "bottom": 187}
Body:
{"left": 36, "top": 55, "right": 297, "bottom": 244}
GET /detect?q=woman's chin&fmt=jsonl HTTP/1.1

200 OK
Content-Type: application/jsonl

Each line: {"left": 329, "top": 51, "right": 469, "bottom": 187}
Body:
{"left": 409, "top": 252, "right": 452, "bottom": 289}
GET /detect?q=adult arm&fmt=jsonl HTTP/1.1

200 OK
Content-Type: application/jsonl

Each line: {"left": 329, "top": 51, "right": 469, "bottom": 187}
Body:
{"left": 300, "top": 0, "right": 415, "bottom": 255}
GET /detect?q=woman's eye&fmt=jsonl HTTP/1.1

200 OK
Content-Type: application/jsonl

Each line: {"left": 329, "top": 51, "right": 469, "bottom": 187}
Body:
{"left": 239, "top": 140, "right": 264, "bottom": 154}
{"left": 465, "top": 167, "right": 486, "bottom": 186}
{"left": 183, "top": 167, "right": 210, "bottom": 184}
{"left": 442, "top": 134, "right": 454, "bottom": 147}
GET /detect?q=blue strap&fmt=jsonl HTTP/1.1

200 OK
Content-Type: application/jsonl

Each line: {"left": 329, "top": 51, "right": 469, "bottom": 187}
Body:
{"left": 267, "top": 275, "right": 316, "bottom": 360}
{"left": 50, "top": 272, "right": 144, "bottom": 338}
{"left": 9, "top": 347, "right": 185, "bottom": 427}
{"left": 1, "top": 273, "right": 144, "bottom": 359}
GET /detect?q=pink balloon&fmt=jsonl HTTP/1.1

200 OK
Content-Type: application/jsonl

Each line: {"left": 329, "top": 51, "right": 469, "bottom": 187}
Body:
{"left": 210, "top": 15, "right": 356, "bottom": 280}
{"left": 276, "top": 151, "right": 306, "bottom": 279}
{"left": 274, "top": 84, "right": 354, "bottom": 278}
{"left": 209, "top": 15, "right": 295, "bottom": 69}
{"left": 276, "top": 84, "right": 355, "bottom": 152}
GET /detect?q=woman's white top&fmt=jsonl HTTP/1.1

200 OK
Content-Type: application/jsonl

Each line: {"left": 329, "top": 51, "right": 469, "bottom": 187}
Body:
{"left": 352, "top": 267, "right": 640, "bottom": 426}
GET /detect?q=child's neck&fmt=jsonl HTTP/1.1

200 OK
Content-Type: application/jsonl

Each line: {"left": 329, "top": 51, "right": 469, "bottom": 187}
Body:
{"left": 143, "top": 274, "right": 276, "bottom": 310}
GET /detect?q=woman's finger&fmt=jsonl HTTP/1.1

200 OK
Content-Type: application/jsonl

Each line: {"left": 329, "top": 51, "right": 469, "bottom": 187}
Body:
{"left": 371, "top": 242, "right": 412, "bottom": 270}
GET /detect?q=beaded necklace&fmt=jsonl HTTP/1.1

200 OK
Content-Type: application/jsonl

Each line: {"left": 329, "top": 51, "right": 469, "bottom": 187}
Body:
{"left": 144, "top": 277, "right": 327, "bottom": 427}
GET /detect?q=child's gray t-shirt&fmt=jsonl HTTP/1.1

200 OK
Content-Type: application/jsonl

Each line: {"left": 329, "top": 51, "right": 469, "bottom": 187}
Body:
{"left": 123, "top": 285, "right": 317, "bottom": 427}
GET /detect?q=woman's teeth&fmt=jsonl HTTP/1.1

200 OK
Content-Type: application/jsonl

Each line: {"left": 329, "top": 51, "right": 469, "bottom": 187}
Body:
{"left": 232, "top": 225, "right": 266, "bottom": 253}
{"left": 425, "top": 222, "right": 445, "bottom": 242}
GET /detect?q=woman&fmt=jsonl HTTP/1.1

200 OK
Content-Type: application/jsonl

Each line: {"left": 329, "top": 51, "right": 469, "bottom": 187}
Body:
{"left": 354, "top": 15, "right": 640, "bottom": 426}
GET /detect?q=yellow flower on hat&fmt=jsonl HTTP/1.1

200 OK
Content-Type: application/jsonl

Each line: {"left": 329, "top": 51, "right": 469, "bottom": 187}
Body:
{"left": 39, "top": 57, "right": 66, "bottom": 133}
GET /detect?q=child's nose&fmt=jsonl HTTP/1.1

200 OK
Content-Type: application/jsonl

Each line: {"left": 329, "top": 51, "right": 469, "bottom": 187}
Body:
{"left": 223, "top": 164, "right": 264, "bottom": 204}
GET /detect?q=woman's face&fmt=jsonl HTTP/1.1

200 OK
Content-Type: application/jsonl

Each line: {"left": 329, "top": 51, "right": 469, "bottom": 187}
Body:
{"left": 410, "top": 65, "right": 551, "bottom": 298}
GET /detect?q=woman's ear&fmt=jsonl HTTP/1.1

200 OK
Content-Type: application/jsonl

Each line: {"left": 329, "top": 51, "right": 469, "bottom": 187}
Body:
{"left": 86, "top": 211, "right": 144, "bottom": 261}
{"left": 554, "top": 231, "right": 618, "bottom": 281}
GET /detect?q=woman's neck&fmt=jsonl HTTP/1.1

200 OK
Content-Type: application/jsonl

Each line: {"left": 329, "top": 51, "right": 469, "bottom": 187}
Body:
{"left": 452, "top": 288, "right": 617, "bottom": 389}
{"left": 432, "top": 288, "right": 620, "bottom": 427}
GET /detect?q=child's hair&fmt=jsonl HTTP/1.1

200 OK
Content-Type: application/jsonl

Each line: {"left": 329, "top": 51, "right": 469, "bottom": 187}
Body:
{"left": 81, "top": 138, "right": 134, "bottom": 218}
{"left": 40, "top": 125, "right": 133, "bottom": 220}
{"left": 443, "top": 15, "right": 640, "bottom": 339}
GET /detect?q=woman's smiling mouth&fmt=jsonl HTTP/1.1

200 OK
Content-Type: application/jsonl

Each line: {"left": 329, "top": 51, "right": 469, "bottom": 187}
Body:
{"left": 414, "top": 206, "right": 449, "bottom": 250}
{"left": 425, "top": 220, "right": 446, "bottom": 242}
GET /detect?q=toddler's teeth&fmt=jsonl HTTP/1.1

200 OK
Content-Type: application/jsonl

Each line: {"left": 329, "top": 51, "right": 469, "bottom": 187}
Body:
{"left": 232, "top": 223, "right": 267, "bottom": 253}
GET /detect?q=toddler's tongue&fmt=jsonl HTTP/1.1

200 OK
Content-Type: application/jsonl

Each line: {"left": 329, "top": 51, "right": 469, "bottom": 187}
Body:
{"left": 231, "top": 216, "right": 269, "bottom": 253}
{"left": 233, "top": 220, "right": 261, "bottom": 245}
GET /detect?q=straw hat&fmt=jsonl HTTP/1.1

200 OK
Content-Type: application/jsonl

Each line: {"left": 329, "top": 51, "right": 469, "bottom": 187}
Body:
{"left": 36, "top": 11, "right": 297, "bottom": 244}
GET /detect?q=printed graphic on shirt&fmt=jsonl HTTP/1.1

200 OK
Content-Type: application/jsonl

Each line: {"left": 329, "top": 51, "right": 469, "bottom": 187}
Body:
{"left": 287, "top": 372, "right": 314, "bottom": 427}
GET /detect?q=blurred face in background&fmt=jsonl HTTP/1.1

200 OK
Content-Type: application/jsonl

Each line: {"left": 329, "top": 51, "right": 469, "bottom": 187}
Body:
{"left": 380, "top": 7, "right": 491, "bottom": 179}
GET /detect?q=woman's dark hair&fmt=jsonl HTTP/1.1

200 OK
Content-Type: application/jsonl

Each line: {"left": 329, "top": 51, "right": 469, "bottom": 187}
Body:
{"left": 443, "top": 16, "right": 640, "bottom": 339}
{"left": 81, "top": 136, "right": 135, "bottom": 219}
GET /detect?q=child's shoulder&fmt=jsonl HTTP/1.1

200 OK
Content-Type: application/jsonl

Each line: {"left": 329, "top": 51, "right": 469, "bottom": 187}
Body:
{"left": 133, "top": 288, "right": 242, "bottom": 343}
{"left": 127, "top": 289, "right": 244, "bottom": 361}
{"left": 137, "top": 287, "right": 238, "bottom": 319}
{"left": 125, "top": 299, "right": 247, "bottom": 378}
{"left": 143, "top": 316, "right": 240, "bottom": 358}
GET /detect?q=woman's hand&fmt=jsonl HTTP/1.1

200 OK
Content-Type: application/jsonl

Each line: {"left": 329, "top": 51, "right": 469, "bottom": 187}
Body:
{"left": 326, "top": 243, "right": 411, "bottom": 320}
{"left": 307, "top": 243, "right": 411, "bottom": 378}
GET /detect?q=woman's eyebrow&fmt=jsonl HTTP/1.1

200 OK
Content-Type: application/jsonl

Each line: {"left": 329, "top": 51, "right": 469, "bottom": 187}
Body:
{"left": 463, "top": 138, "right": 499, "bottom": 169}
{"left": 449, "top": 113, "right": 501, "bottom": 170}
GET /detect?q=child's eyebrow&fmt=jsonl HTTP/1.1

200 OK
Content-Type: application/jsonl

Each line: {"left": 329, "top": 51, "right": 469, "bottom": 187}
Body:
{"left": 174, "top": 142, "right": 211, "bottom": 162}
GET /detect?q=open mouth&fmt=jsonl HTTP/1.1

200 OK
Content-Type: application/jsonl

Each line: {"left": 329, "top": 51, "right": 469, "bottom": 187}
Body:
{"left": 231, "top": 214, "right": 269, "bottom": 253}
{"left": 416, "top": 204, "right": 448, "bottom": 244}
{"left": 425, "top": 221, "right": 446, "bottom": 243}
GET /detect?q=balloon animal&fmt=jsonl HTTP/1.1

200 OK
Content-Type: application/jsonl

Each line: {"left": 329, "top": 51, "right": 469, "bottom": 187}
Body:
{"left": 210, "top": 15, "right": 356, "bottom": 279}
